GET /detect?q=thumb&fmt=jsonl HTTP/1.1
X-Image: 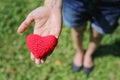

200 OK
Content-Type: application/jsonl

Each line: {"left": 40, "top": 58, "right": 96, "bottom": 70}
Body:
{"left": 17, "top": 14, "right": 34, "bottom": 33}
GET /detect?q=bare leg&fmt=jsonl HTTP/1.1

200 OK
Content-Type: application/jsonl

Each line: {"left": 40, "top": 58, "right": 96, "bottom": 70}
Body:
{"left": 83, "top": 28, "right": 103, "bottom": 68}
{"left": 72, "top": 24, "right": 86, "bottom": 67}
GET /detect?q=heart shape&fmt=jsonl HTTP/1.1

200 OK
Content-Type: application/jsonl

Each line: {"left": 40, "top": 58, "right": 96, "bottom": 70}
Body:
{"left": 26, "top": 34, "right": 58, "bottom": 59}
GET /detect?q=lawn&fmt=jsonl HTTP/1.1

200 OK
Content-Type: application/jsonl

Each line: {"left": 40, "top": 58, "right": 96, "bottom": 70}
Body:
{"left": 0, "top": 0, "right": 120, "bottom": 80}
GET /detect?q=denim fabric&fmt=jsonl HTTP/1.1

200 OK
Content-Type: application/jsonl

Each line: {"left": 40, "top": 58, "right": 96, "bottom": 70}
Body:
{"left": 62, "top": 0, "right": 120, "bottom": 34}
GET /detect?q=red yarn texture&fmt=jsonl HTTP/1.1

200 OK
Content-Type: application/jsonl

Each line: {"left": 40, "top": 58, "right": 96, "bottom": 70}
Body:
{"left": 26, "top": 34, "right": 58, "bottom": 59}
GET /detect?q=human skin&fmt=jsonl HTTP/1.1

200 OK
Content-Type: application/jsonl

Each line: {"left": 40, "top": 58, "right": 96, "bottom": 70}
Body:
{"left": 17, "top": 0, "right": 102, "bottom": 69}
{"left": 17, "top": 0, "right": 62, "bottom": 65}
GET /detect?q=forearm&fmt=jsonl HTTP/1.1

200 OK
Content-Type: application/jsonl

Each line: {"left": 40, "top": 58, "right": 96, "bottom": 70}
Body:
{"left": 44, "top": 0, "right": 62, "bottom": 8}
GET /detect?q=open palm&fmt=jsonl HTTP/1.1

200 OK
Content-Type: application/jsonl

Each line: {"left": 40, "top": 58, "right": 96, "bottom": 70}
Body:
{"left": 17, "top": 6, "right": 62, "bottom": 64}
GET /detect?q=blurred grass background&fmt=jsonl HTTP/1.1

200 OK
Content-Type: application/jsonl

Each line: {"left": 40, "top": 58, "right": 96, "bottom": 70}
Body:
{"left": 0, "top": 0, "right": 120, "bottom": 80}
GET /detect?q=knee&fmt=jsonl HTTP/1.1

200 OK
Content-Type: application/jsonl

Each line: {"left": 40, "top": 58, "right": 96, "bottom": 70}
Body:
{"left": 72, "top": 25, "right": 87, "bottom": 36}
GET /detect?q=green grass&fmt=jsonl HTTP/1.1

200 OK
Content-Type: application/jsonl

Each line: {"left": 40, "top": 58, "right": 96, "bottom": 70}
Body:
{"left": 0, "top": 0, "right": 120, "bottom": 80}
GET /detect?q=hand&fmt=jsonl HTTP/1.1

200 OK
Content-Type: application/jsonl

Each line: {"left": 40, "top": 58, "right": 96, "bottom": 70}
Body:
{"left": 17, "top": 6, "right": 62, "bottom": 65}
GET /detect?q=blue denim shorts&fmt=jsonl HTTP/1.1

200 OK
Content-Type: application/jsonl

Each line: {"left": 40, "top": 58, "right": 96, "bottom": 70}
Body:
{"left": 63, "top": 0, "right": 120, "bottom": 34}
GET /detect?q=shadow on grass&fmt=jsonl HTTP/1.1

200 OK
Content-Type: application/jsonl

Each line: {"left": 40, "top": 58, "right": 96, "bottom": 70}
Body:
{"left": 93, "top": 39, "right": 120, "bottom": 58}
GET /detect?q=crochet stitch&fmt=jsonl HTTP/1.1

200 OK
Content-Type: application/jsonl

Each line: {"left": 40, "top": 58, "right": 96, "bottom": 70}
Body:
{"left": 26, "top": 34, "right": 58, "bottom": 59}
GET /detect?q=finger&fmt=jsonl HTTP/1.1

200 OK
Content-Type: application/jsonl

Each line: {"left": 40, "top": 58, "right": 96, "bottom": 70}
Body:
{"left": 17, "top": 14, "right": 34, "bottom": 33}
{"left": 30, "top": 52, "right": 35, "bottom": 61}
{"left": 41, "top": 56, "right": 47, "bottom": 63}
{"left": 35, "top": 58, "right": 41, "bottom": 65}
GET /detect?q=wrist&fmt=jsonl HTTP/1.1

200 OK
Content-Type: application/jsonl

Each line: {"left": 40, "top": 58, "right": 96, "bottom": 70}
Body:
{"left": 44, "top": 0, "right": 62, "bottom": 8}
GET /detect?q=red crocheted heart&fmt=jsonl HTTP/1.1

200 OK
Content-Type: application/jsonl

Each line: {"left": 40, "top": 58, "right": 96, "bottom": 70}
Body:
{"left": 26, "top": 34, "right": 58, "bottom": 59}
